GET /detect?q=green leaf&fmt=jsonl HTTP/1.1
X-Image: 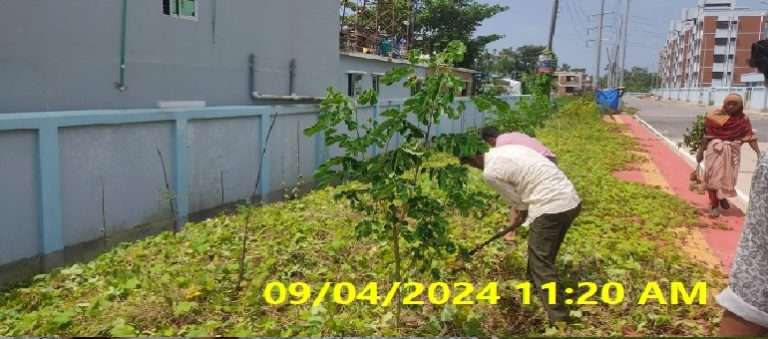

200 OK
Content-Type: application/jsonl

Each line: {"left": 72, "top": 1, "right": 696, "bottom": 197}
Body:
{"left": 110, "top": 319, "right": 137, "bottom": 337}
{"left": 123, "top": 278, "right": 140, "bottom": 290}
{"left": 52, "top": 310, "right": 74, "bottom": 327}
{"left": 440, "top": 305, "right": 457, "bottom": 322}
{"left": 173, "top": 301, "right": 198, "bottom": 316}
{"left": 381, "top": 67, "right": 414, "bottom": 86}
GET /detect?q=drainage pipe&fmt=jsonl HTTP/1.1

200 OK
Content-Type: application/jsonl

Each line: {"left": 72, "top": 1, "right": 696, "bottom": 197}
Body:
{"left": 116, "top": 0, "right": 128, "bottom": 92}
{"left": 289, "top": 58, "right": 296, "bottom": 95}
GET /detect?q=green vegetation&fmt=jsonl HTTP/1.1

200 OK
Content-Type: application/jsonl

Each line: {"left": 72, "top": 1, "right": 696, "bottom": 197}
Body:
{"left": 304, "top": 41, "right": 499, "bottom": 325}
{"left": 414, "top": 0, "right": 508, "bottom": 68}
{"left": 681, "top": 115, "right": 706, "bottom": 155}
{"left": 341, "top": 0, "right": 507, "bottom": 68}
{"left": 476, "top": 45, "right": 552, "bottom": 79}
{"left": 486, "top": 74, "right": 555, "bottom": 136}
{"left": 598, "top": 67, "right": 658, "bottom": 92}
{"left": 0, "top": 98, "right": 724, "bottom": 337}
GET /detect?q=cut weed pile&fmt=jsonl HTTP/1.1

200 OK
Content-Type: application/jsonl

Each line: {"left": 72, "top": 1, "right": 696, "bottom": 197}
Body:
{"left": 0, "top": 99, "right": 725, "bottom": 336}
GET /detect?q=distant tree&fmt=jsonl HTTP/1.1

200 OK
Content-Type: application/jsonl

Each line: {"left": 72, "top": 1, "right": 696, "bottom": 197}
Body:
{"left": 598, "top": 67, "right": 657, "bottom": 92}
{"left": 515, "top": 45, "right": 548, "bottom": 73}
{"left": 341, "top": 0, "right": 507, "bottom": 69}
{"left": 559, "top": 63, "right": 572, "bottom": 72}
{"left": 475, "top": 49, "right": 499, "bottom": 74}
{"left": 474, "top": 45, "right": 550, "bottom": 79}
{"left": 415, "top": 0, "right": 508, "bottom": 68}
{"left": 623, "top": 67, "right": 656, "bottom": 92}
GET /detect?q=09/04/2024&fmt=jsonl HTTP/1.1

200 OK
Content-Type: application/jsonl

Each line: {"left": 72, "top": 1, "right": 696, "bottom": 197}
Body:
{"left": 261, "top": 281, "right": 709, "bottom": 307}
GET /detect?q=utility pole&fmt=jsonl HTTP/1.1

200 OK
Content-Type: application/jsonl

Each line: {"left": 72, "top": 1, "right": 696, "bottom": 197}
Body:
{"left": 407, "top": 0, "right": 415, "bottom": 51}
{"left": 613, "top": 44, "right": 621, "bottom": 87}
{"left": 619, "top": 0, "right": 631, "bottom": 88}
{"left": 606, "top": 47, "right": 614, "bottom": 87}
{"left": 548, "top": 0, "right": 560, "bottom": 50}
{"left": 594, "top": 0, "right": 606, "bottom": 89}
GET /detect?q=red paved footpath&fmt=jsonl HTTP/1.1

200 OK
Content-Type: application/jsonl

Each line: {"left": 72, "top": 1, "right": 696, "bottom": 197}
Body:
{"left": 617, "top": 114, "right": 746, "bottom": 272}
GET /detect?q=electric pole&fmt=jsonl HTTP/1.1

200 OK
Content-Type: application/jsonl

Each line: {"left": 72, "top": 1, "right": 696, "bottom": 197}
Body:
{"left": 606, "top": 47, "right": 614, "bottom": 87}
{"left": 548, "top": 0, "right": 560, "bottom": 51}
{"left": 619, "top": 0, "right": 631, "bottom": 88}
{"left": 594, "top": 0, "right": 606, "bottom": 89}
{"left": 613, "top": 44, "right": 621, "bottom": 87}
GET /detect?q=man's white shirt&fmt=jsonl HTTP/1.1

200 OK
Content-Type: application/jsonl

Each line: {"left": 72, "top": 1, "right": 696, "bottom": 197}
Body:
{"left": 483, "top": 145, "right": 581, "bottom": 226}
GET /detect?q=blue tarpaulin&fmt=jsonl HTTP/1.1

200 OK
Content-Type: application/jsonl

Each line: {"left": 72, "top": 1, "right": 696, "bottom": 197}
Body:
{"left": 596, "top": 89, "right": 620, "bottom": 112}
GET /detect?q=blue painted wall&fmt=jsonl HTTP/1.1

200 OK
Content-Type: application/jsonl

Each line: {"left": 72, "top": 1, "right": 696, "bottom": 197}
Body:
{"left": 0, "top": 131, "right": 40, "bottom": 265}
{"left": 188, "top": 117, "right": 261, "bottom": 213}
{"left": 59, "top": 123, "right": 176, "bottom": 246}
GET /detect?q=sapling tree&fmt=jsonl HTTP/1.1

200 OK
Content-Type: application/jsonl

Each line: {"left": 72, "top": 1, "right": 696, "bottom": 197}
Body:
{"left": 305, "top": 41, "right": 506, "bottom": 325}
{"left": 488, "top": 73, "right": 554, "bottom": 136}
{"left": 680, "top": 114, "right": 706, "bottom": 155}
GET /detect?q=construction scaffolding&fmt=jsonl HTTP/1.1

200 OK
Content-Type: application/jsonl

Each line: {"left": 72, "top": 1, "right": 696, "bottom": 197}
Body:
{"left": 340, "top": 0, "right": 415, "bottom": 58}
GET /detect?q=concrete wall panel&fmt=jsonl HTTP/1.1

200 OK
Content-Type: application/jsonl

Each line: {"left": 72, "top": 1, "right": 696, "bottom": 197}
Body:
{"left": 188, "top": 117, "right": 261, "bottom": 213}
{"left": 59, "top": 122, "right": 175, "bottom": 246}
{"left": 0, "top": 131, "right": 40, "bottom": 265}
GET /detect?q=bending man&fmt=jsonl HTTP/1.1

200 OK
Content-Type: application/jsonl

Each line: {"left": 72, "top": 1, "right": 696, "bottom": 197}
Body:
{"left": 463, "top": 145, "right": 581, "bottom": 323}
{"left": 481, "top": 126, "right": 558, "bottom": 164}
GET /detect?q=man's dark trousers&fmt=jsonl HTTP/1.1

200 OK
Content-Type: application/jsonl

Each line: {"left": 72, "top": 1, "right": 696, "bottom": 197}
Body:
{"left": 527, "top": 203, "right": 582, "bottom": 323}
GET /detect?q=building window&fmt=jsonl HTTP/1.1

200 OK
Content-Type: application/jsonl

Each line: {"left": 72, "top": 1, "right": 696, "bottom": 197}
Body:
{"left": 713, "top": 72, "right": 724, "bottom": 80}
{"left": 716, "top": 21, "right": 729, "bottom": 29}
{"left": 714, "top": 55, "right": 725, "bottom": 63}
{"left": 347, "top": 73, "right": 364, "bottom": 97}
{"left": 372, "top": 74, "right": 381, "bottom": 94}
{"left": 715, "top": 38, "right": 728, "bottom": 45}
{"left": 163, "top": 0, "right": 198, "bottom": 19}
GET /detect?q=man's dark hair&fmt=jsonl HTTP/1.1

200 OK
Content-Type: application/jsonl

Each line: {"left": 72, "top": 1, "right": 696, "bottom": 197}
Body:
{"left": 749, "top": 40, "right": 768, "bottom": 77}
{"left": 480, "top": 126, "right": 501, "bottom": 141}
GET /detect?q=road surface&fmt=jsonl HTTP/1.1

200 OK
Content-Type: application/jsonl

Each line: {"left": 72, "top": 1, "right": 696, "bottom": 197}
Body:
{"left": 623, "top": 95, "right": 767, "bottom": 202}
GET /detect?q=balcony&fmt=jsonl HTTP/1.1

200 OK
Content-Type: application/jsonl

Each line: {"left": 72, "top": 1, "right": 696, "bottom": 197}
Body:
{"left": 715, "top": 28, "right": 731, "bottom": 38}
{"left": 714, "top": 45, "right": 729, "bottom": 55}
{"left": 712, "top": 63, "right": 726, "bottom": 72}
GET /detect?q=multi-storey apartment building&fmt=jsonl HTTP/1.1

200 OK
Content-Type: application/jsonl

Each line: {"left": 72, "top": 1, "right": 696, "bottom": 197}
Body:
{"left": 658, "top": 0, "right": 768, "bottom": 88}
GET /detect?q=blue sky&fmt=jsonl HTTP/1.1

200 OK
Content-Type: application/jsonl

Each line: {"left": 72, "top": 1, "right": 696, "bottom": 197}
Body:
{"left": 475, "top": 0, "right": 768, "bottom": 74}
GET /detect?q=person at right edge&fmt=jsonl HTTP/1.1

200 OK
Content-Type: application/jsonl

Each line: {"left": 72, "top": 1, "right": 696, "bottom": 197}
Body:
{"left": 716, "top": 40, "right": 768, "bottom": 336}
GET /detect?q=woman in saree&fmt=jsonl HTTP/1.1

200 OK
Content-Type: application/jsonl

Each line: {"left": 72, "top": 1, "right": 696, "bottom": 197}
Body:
{"left": 696, "top": 94, "right": 761, "bottom": 218}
